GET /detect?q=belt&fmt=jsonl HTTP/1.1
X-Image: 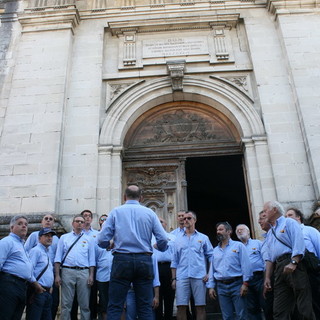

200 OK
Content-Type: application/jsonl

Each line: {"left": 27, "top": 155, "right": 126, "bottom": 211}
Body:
{"left": 0, "top": 271, "right": 29, "bottom": 284}
{"left": 62, "top": 266, "right": 89, "bottom": 270}
{"left": 216, "top": 276, "right": 242, "bottom": 284}
{"left": 113, "top": 252, "right": 152, "bottom": 256}
{"left": 253, "top": 271, "right": 264, "bottom": 275}
{"left": 42, "top": 286, "right": 51, "bottom": 292}
{"left": 158, "top": 261, "right": 171, "bottom": 265}
{"left": 276, "top": 253, "right": 291, "bottom": 264}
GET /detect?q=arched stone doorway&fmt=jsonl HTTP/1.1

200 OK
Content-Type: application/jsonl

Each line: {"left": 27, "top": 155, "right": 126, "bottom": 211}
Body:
{"left": 98, "top": 76, "right": 276, "bottom": 237}
{"left": 122, "top": 101, "right": 250, "bottom": 235}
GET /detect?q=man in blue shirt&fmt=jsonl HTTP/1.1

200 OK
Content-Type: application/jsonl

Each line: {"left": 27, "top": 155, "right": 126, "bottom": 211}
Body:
{"left": 207, "top": 222, "right": 252, "bottom": 320}
{"left": 236, "top": 224, "right": 265, "bottom": 320}
{"left": 26, "top": 227, "right": 57, "bottom": 320}
{"left": 0, "top": 215, "right": 43, "bottom": 320}
{"left": 171, "top": 210, "right": 213, "bottom": 320}
{"left": 25, "top": 214, "right": 60, "bottom": 319}
{"left": 263, "top": 201, "right": 315, "bottom": 320}
{"left": 98, "top": 184, "right": 168, "bottom": 320}
{"left": 153, "top": 218, "right": 176, "bottom": 320}
{"left": 171, "top": 211, "right": 186, "bottom": 236}
{"left": 285, "top": 207, "right": 320, "bottom": 320}
{"left": 54, "top": 215, "right": 96, "bottom": 320}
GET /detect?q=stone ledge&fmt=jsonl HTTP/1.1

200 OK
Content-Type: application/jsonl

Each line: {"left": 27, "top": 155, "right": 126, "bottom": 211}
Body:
{"left": 18, "top": 5, "right": 80, "bottom": 33}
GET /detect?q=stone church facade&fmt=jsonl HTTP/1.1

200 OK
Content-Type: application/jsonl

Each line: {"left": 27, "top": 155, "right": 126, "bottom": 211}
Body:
{"left": 0, "top": 0, "right": 319, "bottom": 236}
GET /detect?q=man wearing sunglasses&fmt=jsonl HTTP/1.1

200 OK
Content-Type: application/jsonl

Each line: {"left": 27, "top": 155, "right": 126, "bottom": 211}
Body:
{"left": 171, "top": 211, "right": 213, "bottom": 320}
{"left": 54, "top": 215, "right": 96, "bottom": 320}
{"left": 25, "top": 214, "right": 60, "bottom": 319}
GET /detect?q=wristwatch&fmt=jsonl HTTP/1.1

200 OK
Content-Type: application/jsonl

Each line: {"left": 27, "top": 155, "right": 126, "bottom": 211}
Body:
{"left": 290, "top": 259, "right": 298, "bottom": 265}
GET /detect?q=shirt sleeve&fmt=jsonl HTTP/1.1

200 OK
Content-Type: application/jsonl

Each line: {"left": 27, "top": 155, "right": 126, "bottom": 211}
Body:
{"left": 286, "top": 218, "right": 305, "bottom": 258}
{"left": 54, "top": 236, "right": 64, "bottom": 263}
{"left": 97, "top": 211, "right": 114, "bottom": 249}
{"left": 25, "top": 232, "right": 37, "bottom": 253}
{"left": 152, "top": 215, "right": 168, "bottom": 252}
{"left": 0, "top": 238, "right": 10, "bottom": 270}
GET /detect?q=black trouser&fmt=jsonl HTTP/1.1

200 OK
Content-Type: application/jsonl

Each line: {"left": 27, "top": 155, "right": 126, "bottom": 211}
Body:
{"left": 155, "top": 262, "right": 175, "bottom": 320}
{"left": 0, "top": 272, "right": 28, "bottom": 320}
{"left": 273, "top": 254, "right": 315, "bottom": 320}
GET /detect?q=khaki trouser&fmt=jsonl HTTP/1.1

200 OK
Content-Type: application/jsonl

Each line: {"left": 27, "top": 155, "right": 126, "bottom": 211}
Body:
{"left": 60, "top": 268, "right": 91, "bottom": 320}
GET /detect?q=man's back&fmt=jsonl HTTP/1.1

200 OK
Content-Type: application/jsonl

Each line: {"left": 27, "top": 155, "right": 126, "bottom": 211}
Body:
{"left": 99, "top": 200, "right": 167, "bottom": 253}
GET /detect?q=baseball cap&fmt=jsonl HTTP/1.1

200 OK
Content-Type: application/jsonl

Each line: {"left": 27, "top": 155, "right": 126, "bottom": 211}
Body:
{"left": 39, "top": 227, "right": 56, "bottom": 237}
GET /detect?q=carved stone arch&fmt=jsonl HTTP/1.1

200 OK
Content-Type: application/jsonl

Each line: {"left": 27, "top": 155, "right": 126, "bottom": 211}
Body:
{"left": 98, "top": 76, "right": 277, "bottom": 235}
{"left": 100, "top": 76, "right": 265, "bottom": 146}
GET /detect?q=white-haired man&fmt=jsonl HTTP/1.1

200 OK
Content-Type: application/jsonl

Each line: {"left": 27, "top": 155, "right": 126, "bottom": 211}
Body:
{"left": 263, "top": 201, "right": 315, "bottom": 320}
{"left": 236, "top": 224, "right": 265, "bottom": 320}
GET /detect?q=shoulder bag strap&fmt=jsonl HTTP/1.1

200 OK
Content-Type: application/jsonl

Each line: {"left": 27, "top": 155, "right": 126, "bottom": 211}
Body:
{"left": 271, "top": 227, "right": 292, "bottom": 249}
{"left": 61, "top": 233, "right": 84, "bottom": 267}
{"left": 36, "top": 254, "right": 50, "bottom": 281}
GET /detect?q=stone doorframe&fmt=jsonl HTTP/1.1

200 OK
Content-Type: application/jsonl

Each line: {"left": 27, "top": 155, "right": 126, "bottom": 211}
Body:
{"left": 98, "top": 76, "right": 277, "bottom": 236}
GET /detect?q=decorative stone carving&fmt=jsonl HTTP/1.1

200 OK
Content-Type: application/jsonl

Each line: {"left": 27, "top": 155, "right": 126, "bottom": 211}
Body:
{"left": 123, "top": 33, "right": 136, "bottom": 66}
{"left": 121, "top": 0, "right": 135, "bottom": 10}
{"left": 129, "top": 108, "right": 235, "bottom": 146}
{"left": 222, "top": 75, "right": 249, "bottom": 92}
{"left": 213, "top": 28, "right": 229, "bottom": 61}
{"left": 167, "top": 60, "right": 186, "bottom": 91}
{"left": 106, "top": 82, "right": 135, "bottom": 109}
{"left": 150, "top": 0, "right": 164, "bottom": 7}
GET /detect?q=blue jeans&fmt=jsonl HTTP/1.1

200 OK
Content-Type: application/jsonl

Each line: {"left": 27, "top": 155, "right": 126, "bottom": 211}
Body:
{"left": 126, "top": 288, "right": 156, "bottom": 320}
{"left": 216, "top": 278, "right": 247, "bottom": 320}
{"left": 247, "top": 272, "right": 265, "bottom": 320}
{"left": 107, "top": 253, "right": 154, "bottom": 320}
{"left": 26, "top": 291, "right": 52, "bottom": 320}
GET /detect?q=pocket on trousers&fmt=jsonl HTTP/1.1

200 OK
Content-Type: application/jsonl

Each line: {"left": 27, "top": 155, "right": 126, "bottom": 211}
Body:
{"left": 136, "top": 259, "right": 154, "bottom": 280}
{"left": 111, "top": 260, "right": 132, "bottom": 280}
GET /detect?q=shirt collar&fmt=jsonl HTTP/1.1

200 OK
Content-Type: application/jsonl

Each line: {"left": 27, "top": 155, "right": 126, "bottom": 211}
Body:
{"left": 125, "top": 200, "right": 140, "bottom": 204}
{"left": 10, "top": 232, "right": 25, "bottom": 243}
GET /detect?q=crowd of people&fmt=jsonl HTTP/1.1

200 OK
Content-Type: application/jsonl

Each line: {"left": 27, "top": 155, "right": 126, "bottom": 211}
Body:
{"left": 0, "top": 184, "right": 319, "bottom": 320}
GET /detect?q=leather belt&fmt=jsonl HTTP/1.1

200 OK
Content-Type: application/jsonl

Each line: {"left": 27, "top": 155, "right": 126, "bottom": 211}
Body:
{"left": 216, "top": 276, "right": 242, "bottom": 284}
{"left": 42, "top": 286, "right": 51, "bottom": 292}
{"left": 158, "top": 261, "right": 171, "bottom": 265}
{"left": 253, "top": 271, "right": 264, "bottom": 275}
{"left": 62, "top": 266, "right": 89, "bottom": 270}
{"left": 113, "top": 252, "right": 152, "bottom": 256}
{"left": 0, "top": 271, "right": 29, "bottom": 284}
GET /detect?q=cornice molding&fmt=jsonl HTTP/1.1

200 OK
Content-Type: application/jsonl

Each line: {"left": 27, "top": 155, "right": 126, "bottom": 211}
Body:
{"left": 267, "top": 0, "right": 320, "bottom": 16}
{"left": 107, "top": 13, "right": 240, "bottom": 35}
{"left": 18, "top": 5, "right": 80, "bottom": 33}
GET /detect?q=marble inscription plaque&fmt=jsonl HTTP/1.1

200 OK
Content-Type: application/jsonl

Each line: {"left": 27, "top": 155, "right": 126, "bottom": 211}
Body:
{"left": 143, "top": 37, "right": 208, "bottom": 58}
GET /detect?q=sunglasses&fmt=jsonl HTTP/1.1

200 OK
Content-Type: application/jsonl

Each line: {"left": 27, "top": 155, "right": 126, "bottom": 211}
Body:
{"left": 184, "top": 217, "right": 192, "bottom": 220}
{"left": 100, "top": 217, "right": 107, "bottom": 221}
{"left": 44, "top": 217, "right": 54, "bottom": 221}
{"left": 74, "top": 220, "right": 84, "bottom": 224}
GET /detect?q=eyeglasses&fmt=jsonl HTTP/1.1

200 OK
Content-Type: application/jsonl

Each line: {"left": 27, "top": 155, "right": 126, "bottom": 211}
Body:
{"left": 74, "top": 220, "right": 84, "bottom": 224}
{"left": 184, "top": 217, "right": 192, "bottom": 220}
{"left": 100, "top": 218, "right": 107, "bottom": 221}
{"left": 44, "top": 217, "right": 53, "bottom": 221}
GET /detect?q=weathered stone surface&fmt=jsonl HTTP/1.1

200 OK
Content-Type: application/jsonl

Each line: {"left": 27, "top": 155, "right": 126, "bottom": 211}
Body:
{"left": 0, "top": 0, "right": 319, "bottom": 236}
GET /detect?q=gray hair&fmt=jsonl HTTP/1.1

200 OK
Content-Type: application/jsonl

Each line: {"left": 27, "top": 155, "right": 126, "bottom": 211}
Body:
{"left": 10, "top": 215, "right": 28, "bottom": 228}
{"left": 235, "top": 224, "right": 250, "bottom": 234}
{"left": 267, "top": 201, "right": 285, "bottom": 216}
{"left": 186, "top": 210, "right": 197, "bottom": 220}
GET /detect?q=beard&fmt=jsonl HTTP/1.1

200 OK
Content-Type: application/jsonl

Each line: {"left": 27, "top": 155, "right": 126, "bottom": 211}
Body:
{"left": 216, "top": 234, "right": 225, "bottom": 242}
{"left": 237, "top": 234, "right": 248, "bottom": 242}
